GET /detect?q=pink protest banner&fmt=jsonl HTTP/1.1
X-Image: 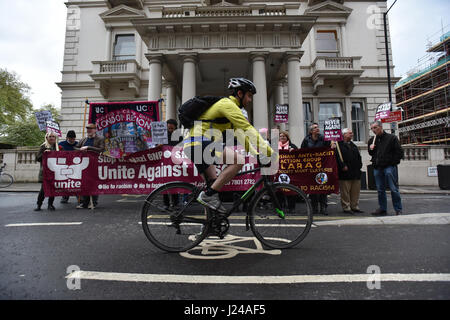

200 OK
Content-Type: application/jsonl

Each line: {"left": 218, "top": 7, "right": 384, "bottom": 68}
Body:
{"left": 42, "top": 145, "right": 261, "bottom": 196}
{"left": 274, "top": 148, "right": 339, "bottom": 194}
{"left": 323, "top": 118, "right": 343, "bottom": 142}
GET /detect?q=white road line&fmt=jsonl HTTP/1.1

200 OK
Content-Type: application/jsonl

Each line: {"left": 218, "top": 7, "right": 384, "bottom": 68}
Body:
{"left": 67, "top": 271, "right": 450, "bottom": 284}
{"left": 5, "top": 222, "right": 83, "bottom": 227}
{"left": 138, "top": 222, "right": 315, "bottom": 228}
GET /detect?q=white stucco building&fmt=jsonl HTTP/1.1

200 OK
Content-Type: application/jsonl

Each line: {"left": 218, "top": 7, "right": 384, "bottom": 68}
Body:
{"left": 57, "top": 0, "right": 398, "bottom": 147}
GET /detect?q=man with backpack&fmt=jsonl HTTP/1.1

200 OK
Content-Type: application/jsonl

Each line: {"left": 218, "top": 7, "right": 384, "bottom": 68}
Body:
{"left": 180, "top": 78, "right": 275, "bottom": 213}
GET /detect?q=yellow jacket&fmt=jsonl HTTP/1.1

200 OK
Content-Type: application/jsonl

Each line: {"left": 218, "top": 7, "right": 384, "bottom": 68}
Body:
{"left": 183, "top": 96, "right": 273, "bottom": 157}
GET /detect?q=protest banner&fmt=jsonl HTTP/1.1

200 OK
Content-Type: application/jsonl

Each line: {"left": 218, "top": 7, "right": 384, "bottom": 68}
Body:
{"left": 381, "top": 110, "right": 402, "bottom": 123}
{"left": 42, "top": 145, "right": 261, "bottom": 196}
{"left": 46, "top": 120, "right": 62, "bottom": 137}
{"left": 275, "top": 147, "right": 339, "bottom": 194}
{"left": 43, "top": 146, "right": 339, "bottom": 196}
{"left": 35, "top": 111, "right": 53, "bottom": 131}
{"left": 89, "top": 101, "right": 159, "bottom": 158}
{"left": 274, "top": 104, "right": 289, "bottom": 123}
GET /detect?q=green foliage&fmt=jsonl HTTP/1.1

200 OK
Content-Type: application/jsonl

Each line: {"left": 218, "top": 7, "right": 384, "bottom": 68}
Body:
{"left": 0, "top": 68, "right": 33, "bottom": 124}
{"left": 0, "top": 69, "right": 61, "bottom": 147}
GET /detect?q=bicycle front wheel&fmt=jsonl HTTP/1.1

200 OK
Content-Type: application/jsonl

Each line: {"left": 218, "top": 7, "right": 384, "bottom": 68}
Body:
{"left": 0, "top": 173, "right": 14, "bottom": 188}
{"left": 141, "top": 182, "right": 211, "bottom": 252}
{"left": 249, "top": 183, "right": 313, "bottom": 249}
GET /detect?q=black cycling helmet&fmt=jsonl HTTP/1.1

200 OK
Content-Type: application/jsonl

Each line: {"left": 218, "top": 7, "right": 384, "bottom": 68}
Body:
{"left": 228, "top": 78, "right": 257, "bottom": 95}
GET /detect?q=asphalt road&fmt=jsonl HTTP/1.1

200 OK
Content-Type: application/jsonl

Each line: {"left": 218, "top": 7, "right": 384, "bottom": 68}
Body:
{"left": 1, "top": 191, "right": 449, "bottom": 303}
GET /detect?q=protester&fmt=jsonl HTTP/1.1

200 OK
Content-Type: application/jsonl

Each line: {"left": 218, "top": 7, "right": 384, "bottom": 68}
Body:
{"left": 336, "top": 128, "right": 363, "bottom": 214}
{"left": 368, "top": 120, "right": 404, "bottom": 216}
{"left": 279, "top": 130, "right": 297, "bottom": 151}
{"left": 75, "top": 123, "right": 105, "bottom": 209}
{"left": 34, "top": 132, "right": 59, "bottom": 212}
{"left": 164, "top": 119, "right": 183, "bottom": 208}
{"left": 58, "top": 130, "right": 78, "bottom": 204}
{"left": 278, "top": 130, "right": 298, "bottom": 212}
{"left": 301, "top": 123, "right": 336, "bottom": 215}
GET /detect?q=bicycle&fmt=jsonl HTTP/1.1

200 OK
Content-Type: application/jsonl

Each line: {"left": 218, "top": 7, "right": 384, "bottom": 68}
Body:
{"left": 141, "top": 166, "right": 313, "bottom": 252}
{"left": 0, "top": 163, "right": 14, "bottom": 188}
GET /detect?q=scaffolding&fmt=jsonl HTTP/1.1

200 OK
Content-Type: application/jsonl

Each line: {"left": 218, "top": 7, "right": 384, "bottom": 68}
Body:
{"left": 395, "top": 28, "right": 450, "bottom": 145}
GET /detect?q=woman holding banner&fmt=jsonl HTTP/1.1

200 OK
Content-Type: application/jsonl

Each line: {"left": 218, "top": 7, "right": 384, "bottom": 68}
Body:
{"left": 34, "top": 132, "right": 59, "bottom": 212}
{"left": 301, "top": 123, "right": 336, "bottom": 215}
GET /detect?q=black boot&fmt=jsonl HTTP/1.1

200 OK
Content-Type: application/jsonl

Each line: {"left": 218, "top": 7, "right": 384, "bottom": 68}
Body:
{"left": 48, "top": 204, "right": 56, "bottom": 211}
{"left": 34, "top": 204, "right": 42, "bottom": 211}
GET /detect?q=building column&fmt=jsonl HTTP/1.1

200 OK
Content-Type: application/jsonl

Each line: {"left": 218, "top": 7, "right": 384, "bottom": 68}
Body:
{"left": 146, "top": 54, "right": 163, "bottom": 101}
{"left": 274, "top": 80, "right": 286, "bottom": 131}
{"left": 164, "top": 81, "right": 177, "bottom": 121}
{"left": 251, "top": 52, "right": 269, "bottom": 130}
{"left": 344, "top": 97, "right": 352, "bottom": 130}
{"left": 309, "top": 26, "right": 316, "bottom": 63}
{"left": 181, "top": 54, "right": 197, "bottom": 103}
{"left": 135, "top": 32, "right": 142, "bottom": 66}
{"left": 340, "top": 23, "right": 348, "bottom": 57}
{"left": 286, "top": 52, "right": 304, "bottom": 146}
{"left": 105, "top": 26, "right": 112, "bottom": 60}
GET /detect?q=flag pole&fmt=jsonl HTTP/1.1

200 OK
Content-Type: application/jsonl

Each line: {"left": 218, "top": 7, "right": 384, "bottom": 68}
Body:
{"left": 82, "top": 98, "right": 89, "bottom": 138}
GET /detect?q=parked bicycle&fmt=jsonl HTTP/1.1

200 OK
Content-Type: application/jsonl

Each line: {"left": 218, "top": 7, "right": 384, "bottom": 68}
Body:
{"left": 0, "top": 164, "right": 14, "bottom": 188}
{"left": 141, "top": 166, "right": 313, "bottom": 252}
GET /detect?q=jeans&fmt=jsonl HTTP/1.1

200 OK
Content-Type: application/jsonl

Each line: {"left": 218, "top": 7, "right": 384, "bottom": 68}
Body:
{"left": 373, "top": 165, "right": 402, "bottom": 212}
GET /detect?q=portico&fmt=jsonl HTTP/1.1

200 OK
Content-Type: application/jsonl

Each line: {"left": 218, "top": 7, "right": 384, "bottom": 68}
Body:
{"left": 132, "top": 11, "right": 316, "bottom": 144}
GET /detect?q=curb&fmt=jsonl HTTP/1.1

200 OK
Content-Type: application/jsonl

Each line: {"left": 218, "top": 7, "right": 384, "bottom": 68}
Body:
{"left": 314, "top": 213, "right": 450, "bottom": 226}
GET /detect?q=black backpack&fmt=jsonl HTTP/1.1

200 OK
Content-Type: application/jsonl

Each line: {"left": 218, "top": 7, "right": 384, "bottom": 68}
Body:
{"left": 178, "top": 96, "right": 229, "bottom": 129}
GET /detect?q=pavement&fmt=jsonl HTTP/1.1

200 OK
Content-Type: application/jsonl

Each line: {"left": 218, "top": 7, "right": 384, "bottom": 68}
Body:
{"left": 1, "top": 182, "right": 449, "bottom": 194}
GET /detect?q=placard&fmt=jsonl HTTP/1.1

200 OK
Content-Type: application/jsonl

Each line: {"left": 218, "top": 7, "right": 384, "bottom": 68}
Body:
{"left": 324, "top": 118, "right": 343, "bottom": 141}
{"left": 35, "top": 111, "right": 53, "bottom": 131}
{"left": 46, "top": 120, "right": 62, "bottom": 137}
{"left": 274, "top": 104, "right": 289, "bottom": 123}
{"left": 151, "top": 121, "right": 168, "bottom": 145}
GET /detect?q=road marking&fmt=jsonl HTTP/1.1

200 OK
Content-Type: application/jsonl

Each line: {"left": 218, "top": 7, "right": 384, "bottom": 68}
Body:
{"left": 5, "top": 222, "right": 83, "bottom": 227}
{"left": 67, "top": 271, "right": 450, "bottom": 284}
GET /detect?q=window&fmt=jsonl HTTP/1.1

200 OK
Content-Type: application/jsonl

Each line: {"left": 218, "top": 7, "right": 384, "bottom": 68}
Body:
{"left": 351, "top": 102, "right": 366, "bottom": 142}
{"left": 113, "top": 34, "right": 135, "bottom": 60}
{"left": 319, "top": 102, "right": 342, "bottom": 133}
{"left": 316, "top": 30, "right": 339, "bottom": 57}
{"left": 303, "top": 102, "right": 313, "bottom": 137}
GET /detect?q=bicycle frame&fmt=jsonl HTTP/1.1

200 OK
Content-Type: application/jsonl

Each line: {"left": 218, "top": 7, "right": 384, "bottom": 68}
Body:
{"left": 173, "top": 167, "right": 284, "bottom": 228}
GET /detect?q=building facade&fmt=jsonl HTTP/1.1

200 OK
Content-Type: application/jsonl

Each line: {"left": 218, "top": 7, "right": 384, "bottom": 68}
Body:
{"left": 57, "top": 0, "right": 398, "bottom": 147}
{"left": 395, "top": 31, "right": 450, "bottom": 145}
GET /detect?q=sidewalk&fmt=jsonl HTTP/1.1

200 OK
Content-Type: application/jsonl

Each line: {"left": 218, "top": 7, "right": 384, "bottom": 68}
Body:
{"left": 1, "top": 183, "right": 449, "bottom": 194}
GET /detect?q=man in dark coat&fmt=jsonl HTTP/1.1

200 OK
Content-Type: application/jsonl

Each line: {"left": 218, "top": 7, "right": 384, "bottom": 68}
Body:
{"left": 368, "top": 120, "right": 404, "bottom": 216}
{"left": 336, "top": 128, "right": 363, "bottom": 214}
{"left": 75, "top": 123, "right": 105, "bottom": 209}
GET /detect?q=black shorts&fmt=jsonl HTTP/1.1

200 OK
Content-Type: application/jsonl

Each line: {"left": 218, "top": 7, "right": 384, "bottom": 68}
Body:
{"left": 184, "top": 140, "right": 224, "bottom": 174}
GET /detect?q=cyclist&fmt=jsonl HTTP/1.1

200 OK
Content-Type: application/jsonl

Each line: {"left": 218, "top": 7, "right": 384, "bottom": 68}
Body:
{"left": 183, "top": 78, "right": 275, "bottom": 213}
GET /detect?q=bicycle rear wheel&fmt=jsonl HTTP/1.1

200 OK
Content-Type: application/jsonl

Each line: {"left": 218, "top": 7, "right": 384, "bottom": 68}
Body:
{"left": 0, "top": 173, "right": 14, "bottom": 188}
{"left": 141, "top": 182, "right": 211, "bottom": 252}
{"left": 249, "top": 183, "right": 313, "bottom": 249}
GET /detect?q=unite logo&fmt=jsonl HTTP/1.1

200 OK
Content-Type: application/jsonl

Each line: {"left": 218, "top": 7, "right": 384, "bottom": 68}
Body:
{"left": 47, "top": 157, "right": 90, "bottom": 189}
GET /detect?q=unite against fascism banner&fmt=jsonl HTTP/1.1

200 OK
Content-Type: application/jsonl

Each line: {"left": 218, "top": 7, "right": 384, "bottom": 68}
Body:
{"left": 275, "top": 148, "right": 339, "bottom": 194}
{"left": 89, "top": 101, "right": 160, "bottom": 158}
{"left": 42, "top": 145, "right": 261, "bottom": 196}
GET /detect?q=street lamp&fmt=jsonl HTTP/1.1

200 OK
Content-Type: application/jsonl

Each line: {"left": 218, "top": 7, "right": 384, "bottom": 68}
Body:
{"left": 384, "top": 0, "right": 397, "bottom": 133}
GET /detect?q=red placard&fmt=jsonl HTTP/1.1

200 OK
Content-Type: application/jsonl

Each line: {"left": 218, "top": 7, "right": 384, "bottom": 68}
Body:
{"left": 381, "top": 110, "right": 402, "bottom": 123}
